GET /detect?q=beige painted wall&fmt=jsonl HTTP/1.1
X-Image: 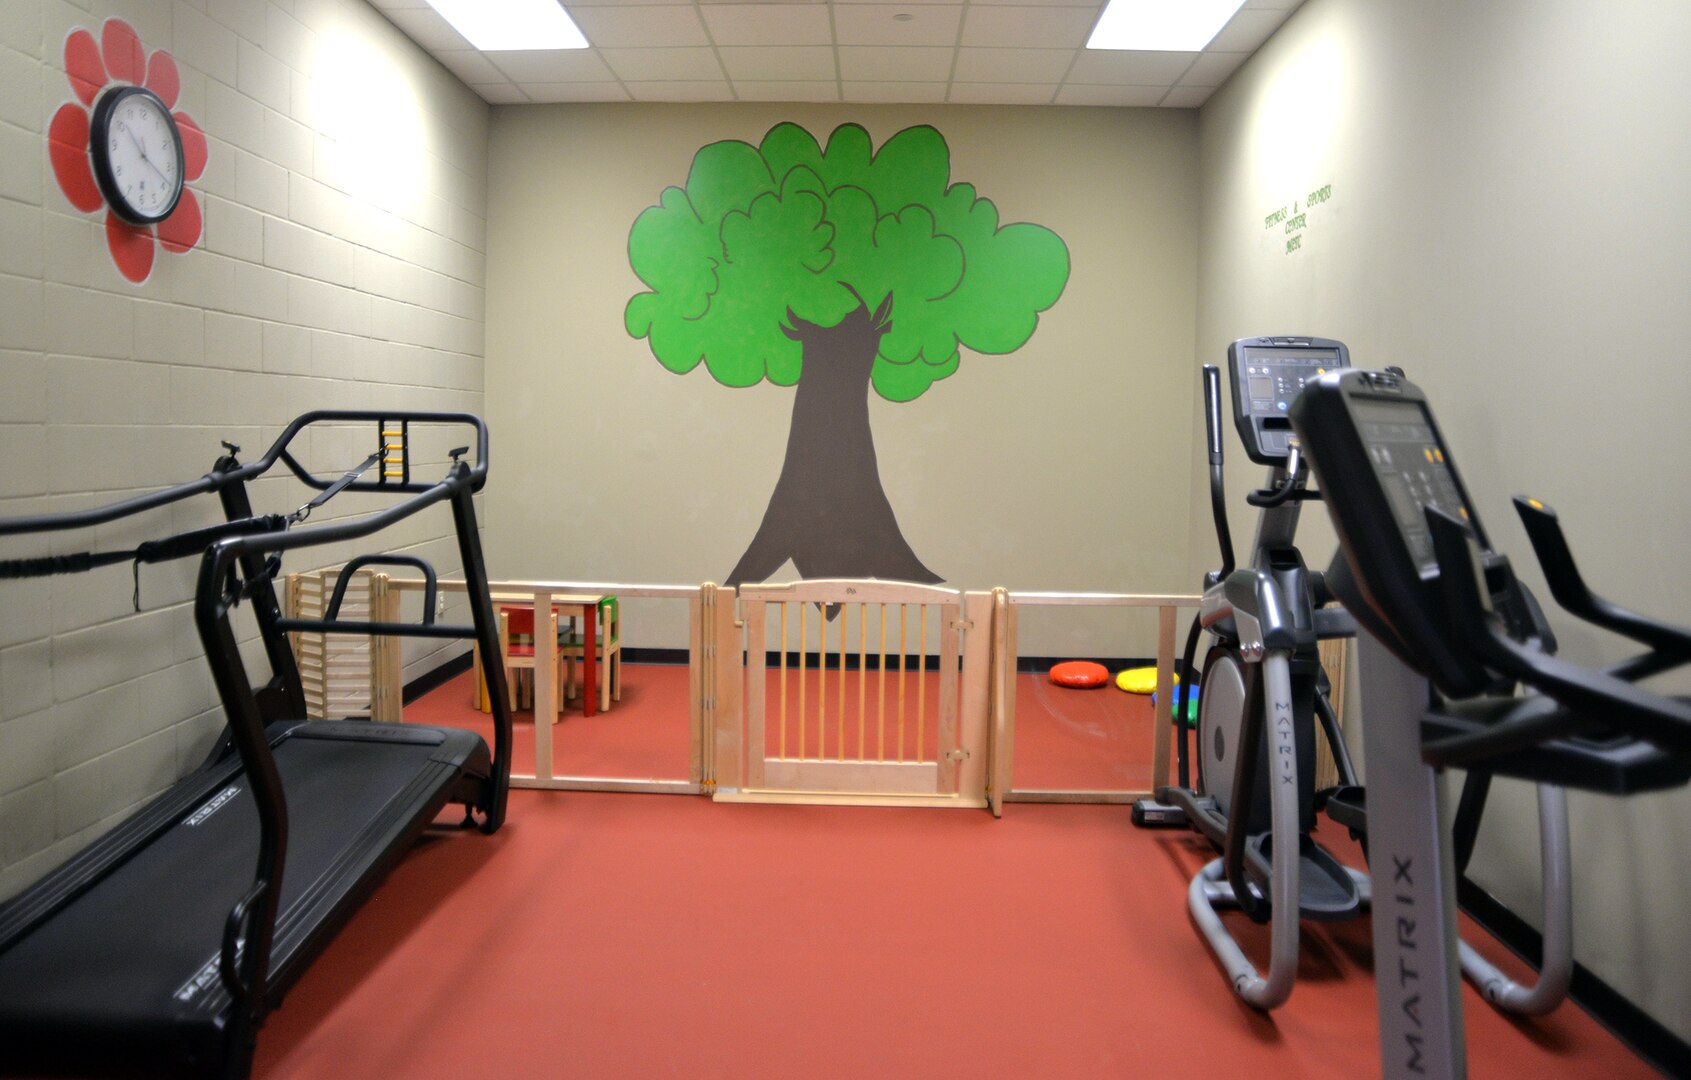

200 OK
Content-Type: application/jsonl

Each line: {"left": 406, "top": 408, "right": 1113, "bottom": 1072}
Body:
{"left": 1196, "top": 0, "right": 1691, "bottom": 1041}
{"left": 483, "top": 103, "right": 1199, "bottom": 659}
{"left": 0, "top": 0, "right": 488, "bottom": 899}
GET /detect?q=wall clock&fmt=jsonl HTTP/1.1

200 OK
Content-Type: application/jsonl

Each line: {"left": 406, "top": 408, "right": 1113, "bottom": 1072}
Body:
{"left": 88, "top": 85, "right": 185, "bottom": 226}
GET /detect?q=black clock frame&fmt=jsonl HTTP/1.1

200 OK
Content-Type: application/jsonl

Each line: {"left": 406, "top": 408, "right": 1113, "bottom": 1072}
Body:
{"left": 89, "top": 84, "right": 185, "bottom": 227}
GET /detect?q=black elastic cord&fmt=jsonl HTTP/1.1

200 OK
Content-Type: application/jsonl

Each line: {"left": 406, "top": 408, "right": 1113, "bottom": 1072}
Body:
{"left": 290, "top": 448, "right": 385, "bottom": 524}
{"left": 3, "top": 513, "right": 290, "bottom": 615}
{"left": 0, "top": 551, "right": 126, "bottom": 579}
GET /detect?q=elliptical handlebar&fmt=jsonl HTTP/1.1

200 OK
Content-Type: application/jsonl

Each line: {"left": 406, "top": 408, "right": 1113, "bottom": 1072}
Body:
{"left": 1513, "top": 496, "right": 1691, "bottom": 664}
{"left": 1425, "top": 507, "right": 1691, "bottom": 762}
{"left": 1203, "top": 364, "right": 1236, "bottom": 584}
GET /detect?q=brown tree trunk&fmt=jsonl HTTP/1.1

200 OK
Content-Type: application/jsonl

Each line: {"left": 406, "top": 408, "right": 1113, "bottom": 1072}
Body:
{"left": 726, "top": 305, "right": 941, "bottom": 588}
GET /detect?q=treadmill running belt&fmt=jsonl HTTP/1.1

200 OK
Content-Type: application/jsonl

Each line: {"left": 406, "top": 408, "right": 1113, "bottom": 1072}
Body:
{"left": 0, "top": 722, "right": 488, "bottom": 1077}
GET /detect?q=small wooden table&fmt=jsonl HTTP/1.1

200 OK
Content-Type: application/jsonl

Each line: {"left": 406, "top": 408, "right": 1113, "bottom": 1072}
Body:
{"left": 491, "top": 591, "right": 606, "bottom": 720}
{"left": 383, "top": 579, "right": 606, "bottom": 722}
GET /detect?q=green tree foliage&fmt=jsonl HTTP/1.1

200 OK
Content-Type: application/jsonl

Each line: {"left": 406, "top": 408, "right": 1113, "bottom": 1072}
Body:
{"left": 625, "top": 123, "right": 1069, "bottom": 403}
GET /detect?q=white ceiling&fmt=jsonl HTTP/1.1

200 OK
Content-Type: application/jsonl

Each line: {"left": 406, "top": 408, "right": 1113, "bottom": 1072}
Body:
{"left": 366, "top": 0, "right": 1305, "bottom": 107}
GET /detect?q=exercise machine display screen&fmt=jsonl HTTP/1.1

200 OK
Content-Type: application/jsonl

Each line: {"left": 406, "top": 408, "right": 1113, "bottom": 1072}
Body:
{"left": 1229, "top": 338, "right": 1349, "bottom": 464}
{"left": 1351, "top": 396, "right": 1476, "bottom": 572}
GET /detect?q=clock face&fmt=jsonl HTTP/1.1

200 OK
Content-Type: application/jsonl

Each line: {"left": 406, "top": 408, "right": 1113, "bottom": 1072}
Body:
{"left": 90, "top": 86, "right": 185, "bottom": 226}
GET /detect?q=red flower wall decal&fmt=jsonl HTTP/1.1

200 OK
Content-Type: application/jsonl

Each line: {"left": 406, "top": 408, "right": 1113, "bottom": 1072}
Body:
{"left": 49, "top": 19, "right": 208, "bottom": 284}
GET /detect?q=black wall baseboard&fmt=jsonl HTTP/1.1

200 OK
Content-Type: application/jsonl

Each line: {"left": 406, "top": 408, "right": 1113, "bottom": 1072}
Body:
{"left": 1458, "top": 876, "right": 1690, "bottom": 1077}
{"left": 401, "top": 650, "right": 472, "bottom": 705}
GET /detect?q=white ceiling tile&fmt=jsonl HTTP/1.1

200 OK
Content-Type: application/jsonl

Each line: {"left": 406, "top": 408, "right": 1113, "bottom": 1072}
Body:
{"left": 700, "top": 5, "right": 833, "bottom": 46}
{"left": 719, "top": 45, "right": 836, "bottom": 80}
{"left": 1179, "top": 51, "right": 1246, "bottom": 87}
{"left": 436, "top": 50, "right": 507, "bottom": 83}
{"left": 360, "top": 0, "right": 1291, "bottom": 108}
{"left": 948, "top": 82, "right": 1058, "bottom": 104}
{"left": 834, "top": 6, "right": 962, "bottom": 46}
{"left": 523, "top": 82, "right": 635, "bottom": 102}
{"left": 599, "top": 46, "right": 725, "bottom": 80}
{"left": 1208, "top": 9, "right": 1290, "bottom": 53}
{"left": 1067, "top": 50, "right": 1195, "bottom": 84}
{"left": 488, "top": 49, "right": 616, "bottom": 82}
{"left": 1160, "top": 85, "right": 1216, "bottom": 107}
{"left": 842, "top": 81, "right": 948, "bottom": 103}
{"left": 960, "top": 7, "right": 1098, "bottom": 49}
{"left": 734, "top": 80, "right": 842, "bottom": 102}
{"left": 379, "top": 7, "right": 472, "bottom": 51}
{"left": 953, "top": 47, "right": 1074, "bottom": 83}
{"left": 625, "top": 80, "right": 736, "bottom": 101}
{"left": 568, "top": 6, "right": 710, "bottom": 48}
{"left": 837, "top": 45, "right": 956, "bottom": 81}
{"left": 468, "top": 82, "right": 531, "bottom": 104}
{"left": 1055, "top": 83, "right": 1165, "bottom": 106}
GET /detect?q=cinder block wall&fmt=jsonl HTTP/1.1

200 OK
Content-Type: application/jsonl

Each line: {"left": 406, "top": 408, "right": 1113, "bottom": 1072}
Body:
{"left": 0, "top": 0, "right": 489, "bottom": 900}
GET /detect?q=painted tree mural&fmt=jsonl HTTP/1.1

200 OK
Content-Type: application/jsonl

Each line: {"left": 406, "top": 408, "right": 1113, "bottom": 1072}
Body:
{"left": 626, "top": 122, "right": 1069, "bottom": 586}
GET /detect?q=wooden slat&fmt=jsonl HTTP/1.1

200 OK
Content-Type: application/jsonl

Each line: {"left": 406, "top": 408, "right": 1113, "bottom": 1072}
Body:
{"left": 1150, "top": 604, "right": 1177, "bottom": 796}
{"left": 778, "top": 603, "right": 788, "bottom": 761}
{"left": 709, "top": 583, "right": 744, "bottom": 792}
{"left": 511, "top": 776, "right": 701, "bottom": 794}
{"left": 1006, "top": 591, "right": 1202, "bottom": 607}
{"left": 896, "top": 603, "right": 907, "bottom": 763}
{"left": 935, "top": 603, "right": 960, "bottom": 791}
{"left": 797, "top": 603, "right": 807, "bottom": 761}
{"left": 743, "top": 593, "right": 768, "bottom": 790}
{"left": 957, "top": 591, "right": 992, "bottom": 806}
{"left": 762, "top": 758, "right": 938, "bottom": 796}
{"left": 916, "top": 604, "right": 928, "bottom": 766}
{"left": 988, "top": 589, "right": 1016, "bottom": 818}
{"left": 837, "top": 604, "right": 847, "bottom": 761}
{"left": 714, "top": 791, "right": 988, "bottom": 809}
{"left": 689, "top": 591, "right": 705, "bottom": 788}
{"left": 856, "top": 605, "right": 867, "bottom": 761}
{"left": 740, "top": 578, "right": 959, "bottom": 606}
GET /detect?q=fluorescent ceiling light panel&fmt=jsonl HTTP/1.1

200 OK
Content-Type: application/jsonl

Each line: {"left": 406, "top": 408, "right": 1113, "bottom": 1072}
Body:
{"left": 426, "top": 0, "right": 589, "bottom": 51}
{"left": 1086, "top": 0, "right": 1246, "bottom": 51}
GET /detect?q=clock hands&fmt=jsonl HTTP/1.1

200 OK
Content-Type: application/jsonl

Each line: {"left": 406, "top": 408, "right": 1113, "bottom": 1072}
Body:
{"left": 120, "top": 122, "right": 174, "bottom": 188}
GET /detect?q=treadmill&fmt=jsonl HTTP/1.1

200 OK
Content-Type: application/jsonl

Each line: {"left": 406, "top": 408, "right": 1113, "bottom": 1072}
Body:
{"left": 1289, "top": 370, "right": 1691, "bottom": 1079}
{"left": 0, "top": 411, "right": 515, "bottom": 1078}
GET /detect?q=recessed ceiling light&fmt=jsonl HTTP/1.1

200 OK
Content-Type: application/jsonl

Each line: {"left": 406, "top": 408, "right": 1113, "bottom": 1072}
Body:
{"left": 1086, "top": 0, "right": 1245, "bottom": 51}
{"left": 426, "top": 0, "right": 589, "bottom": 51}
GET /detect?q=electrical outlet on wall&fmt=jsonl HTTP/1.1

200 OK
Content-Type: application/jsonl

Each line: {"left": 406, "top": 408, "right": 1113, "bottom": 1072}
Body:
{"left": 436, "top": 594, "right": 446, "bottom": 618}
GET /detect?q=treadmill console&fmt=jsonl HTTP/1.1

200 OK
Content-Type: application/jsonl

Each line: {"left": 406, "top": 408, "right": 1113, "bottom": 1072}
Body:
{"left": 1227, "top": 336, "right": 1350, "bottom": 465}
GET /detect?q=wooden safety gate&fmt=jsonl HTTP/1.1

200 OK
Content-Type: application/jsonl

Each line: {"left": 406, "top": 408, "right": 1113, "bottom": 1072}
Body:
{"left": 721, "top": 580, "right": 991, "bottom": 807}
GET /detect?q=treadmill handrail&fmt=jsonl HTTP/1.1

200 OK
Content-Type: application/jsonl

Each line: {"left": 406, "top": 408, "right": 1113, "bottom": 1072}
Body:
{"left": 0, "top": 410, "right": 490, "bottom": 537}
{"left": 191, "top": 453, "right": 513, "bottom": 1057}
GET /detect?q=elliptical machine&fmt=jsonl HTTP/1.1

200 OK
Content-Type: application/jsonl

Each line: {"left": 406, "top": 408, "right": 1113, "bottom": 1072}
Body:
{"left": 1137, "top": 336, "right": 1369, "bottom": 1009}
{"left": 1136, "top": 340, "right": 1574, "bottom": 1016}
